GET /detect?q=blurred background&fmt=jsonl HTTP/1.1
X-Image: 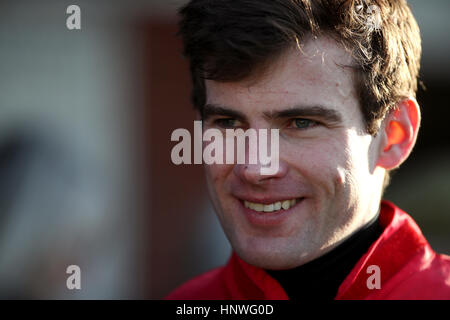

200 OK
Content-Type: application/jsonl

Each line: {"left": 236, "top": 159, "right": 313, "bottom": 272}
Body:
{"left": 0, "top": 0, "right": 448, "bottom": 299}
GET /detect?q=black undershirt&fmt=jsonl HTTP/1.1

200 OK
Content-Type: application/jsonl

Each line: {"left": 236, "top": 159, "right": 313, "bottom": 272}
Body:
{"left": 266, "top": 213, "right": 383, "bottom": 300}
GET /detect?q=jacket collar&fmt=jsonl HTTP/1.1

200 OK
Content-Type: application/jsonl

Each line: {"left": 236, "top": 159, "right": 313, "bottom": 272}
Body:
{"left": 336, "top": 200, "right": 432, "bottom": 299}
{"left": 223, "top": 200, "right": 433, "bottom": 299}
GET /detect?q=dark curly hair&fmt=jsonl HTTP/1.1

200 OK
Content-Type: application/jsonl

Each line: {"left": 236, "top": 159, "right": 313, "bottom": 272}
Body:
{"left": 177, "top": 0, "right": 421, "bottom": 136}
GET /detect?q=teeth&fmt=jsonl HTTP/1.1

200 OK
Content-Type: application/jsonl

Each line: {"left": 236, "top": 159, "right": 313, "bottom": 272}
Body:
{"left": 281, "top": 200, "right": 290, "bottom": 210}
{"left": 244, "top": 198, "right": 298, "bottom": 213}
{"left": 253, "top": 203, "right": 264, "bottom": 212}
{"left": 274, "top": 202, "right": 282, "bottom": 210}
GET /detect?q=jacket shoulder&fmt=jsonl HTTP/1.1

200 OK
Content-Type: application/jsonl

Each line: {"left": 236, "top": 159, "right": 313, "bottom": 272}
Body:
{"left": 371, "top": 251, "right": 450, "bottom": 299}
{"left": 165, "top": 266, "right": 229, "bottom": 300}
{"left": 410, "top": 253, "right": 450, "bottom": 298}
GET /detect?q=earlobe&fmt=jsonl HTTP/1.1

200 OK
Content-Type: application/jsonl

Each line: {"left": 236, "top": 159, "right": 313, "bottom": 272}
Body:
{"left": 376, "top": 98, "right": 421, "bottom": 170}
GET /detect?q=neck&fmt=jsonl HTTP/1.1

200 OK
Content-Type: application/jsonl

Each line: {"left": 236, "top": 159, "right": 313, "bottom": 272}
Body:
{"left": 265, "top": 212, "right": 382, "bottom": 300}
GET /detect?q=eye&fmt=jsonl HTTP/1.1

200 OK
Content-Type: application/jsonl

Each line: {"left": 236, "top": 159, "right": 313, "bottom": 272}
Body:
{"left": 214, "top": 118, "right": 240, "bottom": 129}
{"left": 290, "top": 118, "right": 318, "bottom": 129}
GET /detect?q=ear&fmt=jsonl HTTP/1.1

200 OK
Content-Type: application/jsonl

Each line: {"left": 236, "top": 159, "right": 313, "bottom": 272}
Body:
{"left": 376, "top": 98, "right": 421, "bottom": 170}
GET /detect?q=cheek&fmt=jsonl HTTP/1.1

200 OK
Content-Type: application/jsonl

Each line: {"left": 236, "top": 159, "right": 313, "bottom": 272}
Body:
{"left": 204, "top": 165, "right": 230, "bottom": 218}
{"left": 286, "top": 140, "right": 349, "bottom": 183}
{"left": 335, "top": 166, "right": 347, "bottom": 186}
{"left": 204, "top": 163, "right": 233, "bottom": 191}
{"left": 334, "top": 135, "right": 375, "bottom": 201}
{"left": 314, "top": 150, "right": 350, "bottom": 197}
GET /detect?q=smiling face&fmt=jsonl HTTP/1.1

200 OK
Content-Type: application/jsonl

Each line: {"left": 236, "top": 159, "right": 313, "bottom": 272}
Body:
{"left": 202, "top": 36, "right": 387, "bottom": 270}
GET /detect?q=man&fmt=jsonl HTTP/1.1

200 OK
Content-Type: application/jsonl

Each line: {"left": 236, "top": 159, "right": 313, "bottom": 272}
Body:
{"left": 167, "top": 0, "right": 450, "bottom": 300}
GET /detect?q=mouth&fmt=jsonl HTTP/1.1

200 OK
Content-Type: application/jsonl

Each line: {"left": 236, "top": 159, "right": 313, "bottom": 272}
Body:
{"left": 238, "top": 197, "right": 305, "bottom": 226}
{"left": 243, "top": 198, "right": 302, "bottom": 213}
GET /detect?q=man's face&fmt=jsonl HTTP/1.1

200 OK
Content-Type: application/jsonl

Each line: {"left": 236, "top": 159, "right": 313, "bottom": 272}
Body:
{"left": 202, "top": 37, "right": 386, "bottom": 270}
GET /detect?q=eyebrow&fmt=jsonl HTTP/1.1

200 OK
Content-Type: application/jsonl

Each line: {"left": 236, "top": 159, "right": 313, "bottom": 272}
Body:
{"left": 263, "top": 106, "right": 343, "bottom": 123}
{"left": 202, "top": 103, "right": 343, "bottom": 124}
{"left": 202, "top": 104, "right": 247, "bottom": 122}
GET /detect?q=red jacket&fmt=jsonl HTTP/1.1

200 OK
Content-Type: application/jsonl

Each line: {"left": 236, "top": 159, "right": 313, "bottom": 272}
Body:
{"left": 167, "top": 201, "right": 450, "bottom": 300}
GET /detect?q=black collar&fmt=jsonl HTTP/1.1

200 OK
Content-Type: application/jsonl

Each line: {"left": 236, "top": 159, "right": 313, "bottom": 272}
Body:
{"left": 266, "top": 213, "right": 383, "bottom": 300}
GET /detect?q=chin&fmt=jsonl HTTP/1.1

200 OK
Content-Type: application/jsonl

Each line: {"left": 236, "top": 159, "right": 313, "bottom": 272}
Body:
{"left": 233, "top": 237, "right": 311, "bottom": 270}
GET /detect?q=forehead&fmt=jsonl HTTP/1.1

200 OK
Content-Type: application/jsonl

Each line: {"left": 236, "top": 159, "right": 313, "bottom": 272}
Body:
{"left": 205, "top": 36, "right": 361, "bottom": 119}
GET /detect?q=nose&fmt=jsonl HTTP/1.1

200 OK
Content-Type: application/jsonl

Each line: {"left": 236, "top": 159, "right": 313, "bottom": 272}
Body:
{"left": 233, "top": 160, "right": 288, "bottom": 185}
